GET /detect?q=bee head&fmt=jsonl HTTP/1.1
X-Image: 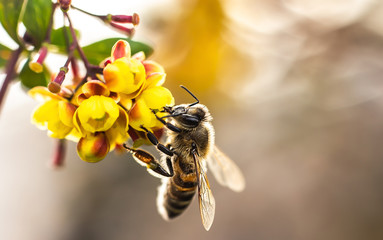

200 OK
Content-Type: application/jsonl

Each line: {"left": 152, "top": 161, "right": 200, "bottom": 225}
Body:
{"left": 161, "top": 86, "right": 212, "bottom": 129}
{"left": 165, "top": 104, "right": 210, "bottom": 129}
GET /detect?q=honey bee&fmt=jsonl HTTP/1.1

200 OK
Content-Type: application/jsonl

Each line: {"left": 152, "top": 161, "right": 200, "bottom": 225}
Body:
{"left": 124, "top": 86, "right": 245, "bottom": 231}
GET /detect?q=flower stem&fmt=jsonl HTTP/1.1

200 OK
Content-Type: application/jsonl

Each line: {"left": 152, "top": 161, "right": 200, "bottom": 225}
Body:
{"left": 71, "top": 5, "right": 101, "bottom": 18}
{"left": 44, "top": 2, "right": 58, "bottom": 43}
{"left": 0, "top": 47, "right": 23, "bottom": 114}
{"left": 64, "top": 11, "right": 103, "bottom": 78}
{"left": 51, "top": 139, "right": 66, "bottom": 169}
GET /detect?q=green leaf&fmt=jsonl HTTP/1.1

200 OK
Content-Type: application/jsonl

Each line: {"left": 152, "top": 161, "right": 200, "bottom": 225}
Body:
{"left": 22, "top": 0, "right": 52, "bottom": 48}
{"left": 49, "top": 26, "right": 79, "bottom": 53}
{"left": 0, "top": 0, "right": 28, "bottom": 45}
{"left": 81, "top": 38, "right": 153, "bottom": 65}
{"left": 19, "top": 59, "right": 49, "bottom": 89}
{"left": 0, "top": 43, "right": 12, "bottom": 68}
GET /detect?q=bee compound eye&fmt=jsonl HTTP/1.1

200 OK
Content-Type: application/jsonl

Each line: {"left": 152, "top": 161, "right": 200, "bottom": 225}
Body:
{"left": 181, "top": 115, "right": 200, "bottom": 127}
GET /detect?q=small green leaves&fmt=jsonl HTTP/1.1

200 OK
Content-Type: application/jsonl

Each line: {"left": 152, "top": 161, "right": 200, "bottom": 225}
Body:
{"left": 19, "top": 59, "right": 49, "bottom": 89}
{"left": 23, "top": 0, "right": 53, "bottom": 48}
{"left": 0, "top": 0, "right": 28, "bottom": 45}
{"left": 0, "top": 44, "right": 12, "bottom": 69}
{"left": 82, "top": 38, "right": 153, "bottom": 65}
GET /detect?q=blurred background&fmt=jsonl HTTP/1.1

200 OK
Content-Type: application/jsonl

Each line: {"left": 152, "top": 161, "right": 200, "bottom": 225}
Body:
{"left": 1, "top": 0, "right": 383, "bottom": 239}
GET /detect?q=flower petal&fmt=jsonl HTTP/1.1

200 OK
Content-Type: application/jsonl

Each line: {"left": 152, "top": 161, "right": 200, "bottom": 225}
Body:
{"left": 129, "top": 98, "right": 156, "bottom": 130}
{"left": 140, "top": 86, "right": 174, "bottom": 110}
{"left": 143, "top": 60, "right": 164, "bottom": 76}
{"left": 145, "top": 72, "right": 166, "bottom": 88}
{"left": 77, "top": 95, "right": 120, "bottom": 133}
{"left": 58, "top": 101, "right": 77, "bottom": 127}
{"left": 32, "top": 100, "right": 73, "bottom": 138}
{"left": 111, "top": 40, "right": 131, "bottom": 62}
{"left": 106, "top": 106, "right": 129, "bottom": 150}
{"left": 119, "top": 93, "right": 133, "bottom": 110}
{"left": 82, "top": 80, "right": 110, "bottom": 98}
{"left": 29, "top": 86, "right": 64, "bottom": 102}
{"left": 132, "top": 51, "right": 146, "bottom": 61}
{"left": 103, "top": 57, "right": 145, "bottom": 95}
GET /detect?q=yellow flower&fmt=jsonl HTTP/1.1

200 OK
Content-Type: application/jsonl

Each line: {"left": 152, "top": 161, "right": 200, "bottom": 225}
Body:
{"left": 73, "top": 80, "right": 130, "bottom": 159}
{"left": 29, "top": 87, "right": 77, "bottom": 139}
{"left": 103, "top": 41, "right": 146, "bottom": 96}
{"left": 74, "top": 95, "right": 120, "bottom": 133}
{"left": 126, "top": 51, "right": 174, "bottom": 131}
{"left": 129, "top": 86, "right": 174, "bottom": 130}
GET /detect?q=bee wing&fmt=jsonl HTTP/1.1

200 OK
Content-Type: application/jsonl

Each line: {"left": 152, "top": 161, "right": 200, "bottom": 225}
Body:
{"left": 193, "top": 152, "right": 216, "bottom": 231}
{"left": 207, "top": 145, "right": 246, "bottom": 192}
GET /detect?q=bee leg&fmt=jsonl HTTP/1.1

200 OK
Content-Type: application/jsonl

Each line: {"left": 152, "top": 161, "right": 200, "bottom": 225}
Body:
{"left": 165, "top": 156, "right": 174, "bottom": 176}
{"left": 152, "top": 111, "right": 181, "bottom": 133}
{"left": 141, "top": 126, "right": 174, "bottom": 156}
{"left": 123, "top": 144, "right": 173, "bottom": 177}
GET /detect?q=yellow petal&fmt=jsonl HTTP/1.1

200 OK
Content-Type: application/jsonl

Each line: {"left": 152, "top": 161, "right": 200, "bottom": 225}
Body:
{"left": 65, "top": 128, "right": 82, "bottom": 142}
{"left": 32, "top": 100, "right": 73, "bottom": 138}
{"left": 103, "top": 57, "right": 145, "bottom": 95}
{"left": 143, "top": 60, "right": 165, "bottom": 76}
{"left": 145, "top": 72, "right": 166, "bottom": 88}
{"left": 77, "top": 95, "right": 120, "bottom": 133}
{"left": 77, "top": 132, "right": 110, "bottom": 163}
{"left": 139, "top": 86, "right": 174, "bottom": 110}
{"left": 132, "top": 51, "right": 146, "bottom": 61}
{"left": 47, "top": 122, "right": 73, "bottom": 139}
{"left": 119, "top": 93, "right": 133, "bottom": 110}
{"left": 29, "top": 86, "right": 64, "bottom": 102}
{"left": 129, "top": 98, "right": 157, "bottom": 130}
{"left": 73, "top": 110, "right": 87, "bottom": 137}
{"left": 58, "top": 101, "right": 77, "bottom": 127}
{"left": 82, "top": 80, "right": 110, "bottom": 98}
{"left": 106, "top": 106, "right": 129, "bottom": 150}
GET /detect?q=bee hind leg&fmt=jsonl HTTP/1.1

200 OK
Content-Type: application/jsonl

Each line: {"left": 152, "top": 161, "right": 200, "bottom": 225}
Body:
{"left": 123, "top": 143, "right": 174, "bottom": 177}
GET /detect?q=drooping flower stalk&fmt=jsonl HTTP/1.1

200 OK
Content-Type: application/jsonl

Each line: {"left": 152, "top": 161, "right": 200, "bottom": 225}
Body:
{"left": 0, "top": 47, "right": 23, "bottom": 113}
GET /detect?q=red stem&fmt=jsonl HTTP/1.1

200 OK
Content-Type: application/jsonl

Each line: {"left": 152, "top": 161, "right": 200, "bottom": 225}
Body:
{"left": 0, "top": 47, "right": 23, "bottom": 114}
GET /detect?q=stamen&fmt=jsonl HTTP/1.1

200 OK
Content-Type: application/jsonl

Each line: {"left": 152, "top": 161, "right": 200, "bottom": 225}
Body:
{"left": 48, "top": 67, "right": 68, "bottom": 93}
{"left": 29, "top": 46, "right": 48, "bottom": 73}
{"left": 109, "top": 22, "right": 135, "bottom": 38}
{"left": 111, "top": 13, "right": 140, "bottom": 26}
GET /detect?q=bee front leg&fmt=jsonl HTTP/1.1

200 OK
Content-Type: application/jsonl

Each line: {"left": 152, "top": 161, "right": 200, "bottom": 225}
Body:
{"left": 152, "top": 110, "right": 181, "bottom": 133}
{"left": 141, "top": 126, "right": 175, "bottom": 156}
{"left": 123, "top": 144, "right": 173, "bottom": 177}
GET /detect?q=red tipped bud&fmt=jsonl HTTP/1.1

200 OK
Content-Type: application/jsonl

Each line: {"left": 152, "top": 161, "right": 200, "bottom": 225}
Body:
{"left": 111, "top": 40, "right": 131, "bottom": 62}
{"left": 77, "top": 132, "right": 110, "bottom": 163}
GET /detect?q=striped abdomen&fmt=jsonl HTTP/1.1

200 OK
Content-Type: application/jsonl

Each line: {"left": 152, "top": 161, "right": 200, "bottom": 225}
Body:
{"left": 157, "top": 155, "right": 198, "bottom": 219}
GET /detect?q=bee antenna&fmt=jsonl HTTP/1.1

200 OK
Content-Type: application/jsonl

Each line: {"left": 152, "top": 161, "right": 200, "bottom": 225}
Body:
{"left": 180, "top": 85, "right": 199, "bottom": 106}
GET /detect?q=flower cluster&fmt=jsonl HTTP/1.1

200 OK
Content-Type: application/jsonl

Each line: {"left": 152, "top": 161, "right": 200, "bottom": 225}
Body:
{"left": 29, "top": 40, "right": 174, "bottom": 163}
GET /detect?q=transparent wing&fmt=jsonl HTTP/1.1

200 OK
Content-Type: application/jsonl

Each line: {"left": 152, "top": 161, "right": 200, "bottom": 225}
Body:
{"left": 193, "top": 151, "right": 215, "bottom": 231}
{"left": 207, "top": 145, "right": 245, "bottom": 192}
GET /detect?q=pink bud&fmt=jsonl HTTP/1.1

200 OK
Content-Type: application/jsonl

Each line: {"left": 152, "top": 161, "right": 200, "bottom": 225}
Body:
{"left": 111, "top": 40, "right": 131, "bottom": 62}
